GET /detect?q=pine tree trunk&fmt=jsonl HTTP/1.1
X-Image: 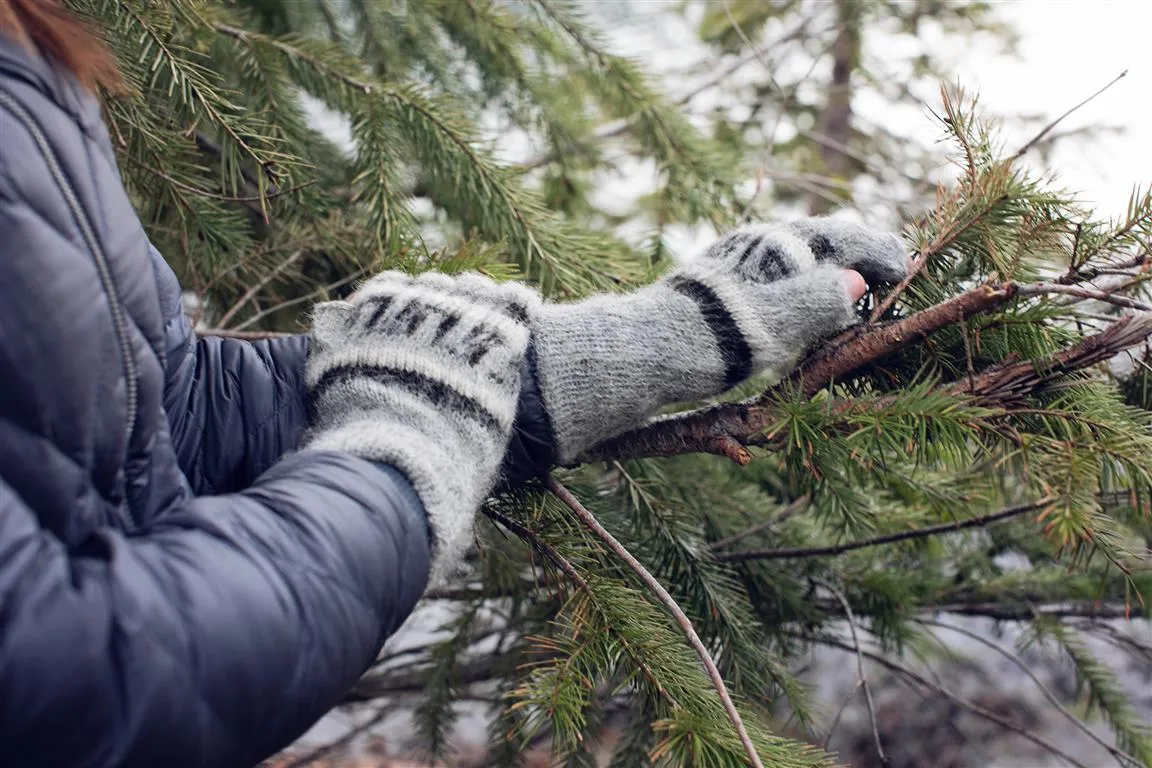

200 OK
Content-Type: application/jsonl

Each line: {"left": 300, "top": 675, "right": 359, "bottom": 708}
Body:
{"left": 806, "top": 0, "right": 862, "bottom": 214}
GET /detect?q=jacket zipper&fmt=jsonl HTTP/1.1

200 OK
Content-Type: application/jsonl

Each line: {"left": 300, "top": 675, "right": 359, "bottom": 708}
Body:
{"left": 0, "top": 89, "right": 140, "bottom": 523}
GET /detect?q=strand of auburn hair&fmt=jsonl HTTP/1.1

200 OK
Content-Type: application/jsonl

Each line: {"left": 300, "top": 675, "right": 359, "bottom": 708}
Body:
{"left": 0, "top": 0, "right": 122, "bottom": 92}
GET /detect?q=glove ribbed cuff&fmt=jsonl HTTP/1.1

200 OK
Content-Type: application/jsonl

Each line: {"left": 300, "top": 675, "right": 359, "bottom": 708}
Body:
{"left": 302, "top": 273, "right": 535, "bottom": 586}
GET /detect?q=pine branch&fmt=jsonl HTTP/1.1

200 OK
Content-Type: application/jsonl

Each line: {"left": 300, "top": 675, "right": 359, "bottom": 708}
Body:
{"left": 545, "top": 477, "right": 767, "bottom": 768}
{"left": 514, "top": 11, "right": 817, "bottom": 173}
{"left": 482, "top": 507, "right": 678, "bottom": 710}
{"left": 1029, "top": 620, "right": 1152, "bottom": 765}
{"left": 212, "top": 22, "right": 640, "bottom": 294}
{"left": 713, "top": 498, "right": 1054, "bottom": 563}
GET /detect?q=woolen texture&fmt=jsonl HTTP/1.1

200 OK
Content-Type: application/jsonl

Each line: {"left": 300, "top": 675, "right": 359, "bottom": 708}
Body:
{"left": 532, "top": 219, "right": 908, "bottom": 463}
{"left": 302, "top": 271, "right": 538, "bottom": 585}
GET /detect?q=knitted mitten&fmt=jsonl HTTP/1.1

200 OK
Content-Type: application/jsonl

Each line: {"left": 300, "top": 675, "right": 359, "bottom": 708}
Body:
{"left": 301, "top": 271, "right": 539, "bottom": 584}
{"left": 532, "top": 216, "right": 908, "bottom": 463}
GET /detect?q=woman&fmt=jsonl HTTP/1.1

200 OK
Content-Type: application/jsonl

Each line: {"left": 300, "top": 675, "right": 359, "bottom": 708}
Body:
{"left": 0, "top": 2, "right": 907, "bottom": 766}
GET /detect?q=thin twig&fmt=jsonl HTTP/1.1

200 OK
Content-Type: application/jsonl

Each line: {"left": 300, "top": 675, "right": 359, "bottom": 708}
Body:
{"left": 927, "top": 602, "right": 1133, "bottom": 621}
{"left": 706, "top": 495, "right": 810, "bottom": 552}
{"left": 347, "top": 651, "right": 516, "bottom": 701}
{"left": 1081, "top": 622, "right": 1152, "bottom": 665}
{"left": 1018, "top": 282, "right": 1152, "bottom": 312}
{"left": 278, "top": 703, "right": 395, "bottom": 768}
{"left": 812, "top": 635, "right": 1092, "bottom": 768}
{"left": 920, "top": 618, "right": 1141, "bottom": 768}
{"left": 821, "top": 680, "right": 863, "bottom": 750}
{"left": 714, "top": 498, "right": 1054, "bottom": 563}
{"left": 545, "top": 476, "right": 766, "bottom": 768}
{"left": 215, "top": 250, "right": 306, "bottom": 328}
{"left": 1011, "top": 70, "right": 1127, "bottom": 161}
{"left": 231, "top": 266, "right": 370, "bottom": 331}
{"left": 818, "top": 580, "right": 889, "bottom": 767}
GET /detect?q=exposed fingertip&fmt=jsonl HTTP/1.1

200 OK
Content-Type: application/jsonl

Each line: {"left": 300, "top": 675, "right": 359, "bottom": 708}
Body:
{"left": 843, "top": 269, "right": 867, "bottom": 301}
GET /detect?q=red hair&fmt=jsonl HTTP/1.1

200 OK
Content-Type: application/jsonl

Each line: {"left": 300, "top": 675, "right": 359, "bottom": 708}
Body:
{"left": 0, "top": 0, "right": 122, "bottom": 92}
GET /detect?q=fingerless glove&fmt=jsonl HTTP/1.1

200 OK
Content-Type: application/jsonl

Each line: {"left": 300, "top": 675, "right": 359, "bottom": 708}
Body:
{"left": 531, "top": 216, "right": 908, "bottom": 463}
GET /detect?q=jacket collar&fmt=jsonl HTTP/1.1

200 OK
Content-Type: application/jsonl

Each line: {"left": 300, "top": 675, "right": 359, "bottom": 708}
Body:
{"left": 0, "top": 33, "right": 99, "bottom": 131}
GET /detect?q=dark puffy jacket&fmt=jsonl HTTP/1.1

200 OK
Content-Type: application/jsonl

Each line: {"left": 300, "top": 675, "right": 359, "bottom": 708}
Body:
{"left": 0, "top": 36, "right": 551, "bottom": 768}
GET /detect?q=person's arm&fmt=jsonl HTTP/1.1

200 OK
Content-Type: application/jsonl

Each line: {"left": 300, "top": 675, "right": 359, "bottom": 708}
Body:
{"left": 152, "top": 248, "right": 556, "bottom": 495}
{"left": 0, "top": 453, "right": 431, "bottom": 768}
{"left": 153, "top": 246, "right": 310, "bottom": 495}
{"left": 529, "top": 219, "right": 910, "bottom": 464}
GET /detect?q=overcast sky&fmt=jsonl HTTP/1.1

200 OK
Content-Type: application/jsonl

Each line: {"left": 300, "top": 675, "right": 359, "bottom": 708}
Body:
{"left": 590, "top": 0, "right": 1152, "bottom": 257}
{"left": 947, "top": 0, "right": 1152, "bottom": 215}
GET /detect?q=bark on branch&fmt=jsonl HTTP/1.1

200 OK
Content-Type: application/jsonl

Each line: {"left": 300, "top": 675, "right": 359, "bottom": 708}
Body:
{"left": 580, "top": 283, "right": 1020, "bottom": 463}
{"left": 581, "top": 284, "right": 1152, "bottom": 464}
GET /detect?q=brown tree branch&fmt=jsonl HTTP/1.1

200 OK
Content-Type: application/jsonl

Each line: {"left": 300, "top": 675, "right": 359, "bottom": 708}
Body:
{"left": 1016, "top": 282, "right": 1152, "bottom": 312}
{"left": 713, "top": 498, "right": 1054, "bottom": 563}
{"left": 958, "top": 312, "right": 1152, "bottom": 404}
{"left": 580, "top": 283, "right": 1019, "bottom": 464}
{"left": 580, "top": 294, "right": 1152, "bottom": 465}
{"left": 786, "top": 283, "right": 1019, "bottom": 399}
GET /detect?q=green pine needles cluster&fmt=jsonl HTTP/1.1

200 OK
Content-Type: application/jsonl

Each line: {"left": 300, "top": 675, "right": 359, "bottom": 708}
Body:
{"left": 71, "top": 1, "right": 1152, "bottom": 766}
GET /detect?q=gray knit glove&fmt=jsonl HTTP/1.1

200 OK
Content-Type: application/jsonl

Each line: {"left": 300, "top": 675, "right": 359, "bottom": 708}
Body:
{"left": 301, "top": 271, "right": 538, "bottom": 585}
{"left": 532, "top": 216, "right": 908, "bottom": 463}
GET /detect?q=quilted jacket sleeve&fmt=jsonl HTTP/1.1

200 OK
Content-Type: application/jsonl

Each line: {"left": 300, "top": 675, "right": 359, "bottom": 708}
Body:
{"left": 0, "top": 453, "right": 431, "bottom": 768}
{"left": 152, "top": 249, "right": 557, "bottom": 496}
{"left": 153, "top": 247, "right": 314, "bottom": 495}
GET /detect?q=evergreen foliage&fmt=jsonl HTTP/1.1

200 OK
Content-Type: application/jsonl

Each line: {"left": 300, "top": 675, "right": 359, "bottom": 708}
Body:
{"left": 71, "top": 1, "right": 1152, "bottom": 765}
